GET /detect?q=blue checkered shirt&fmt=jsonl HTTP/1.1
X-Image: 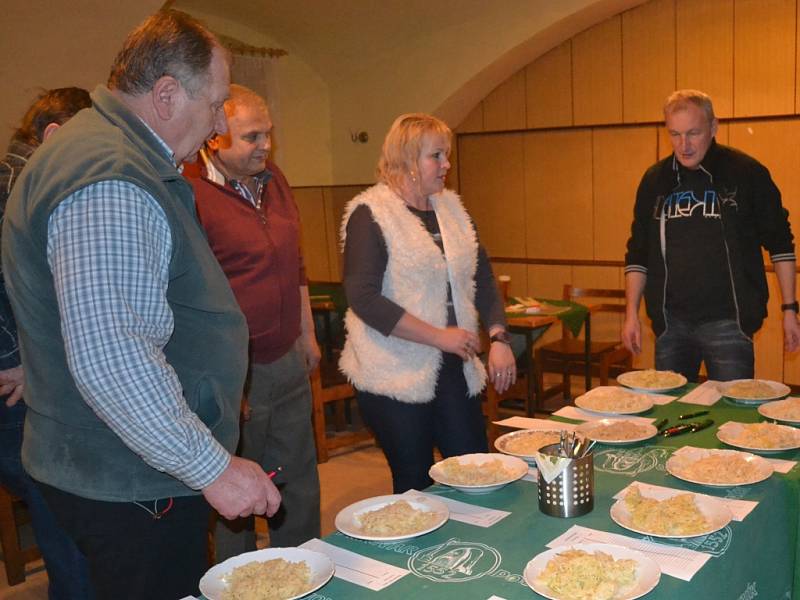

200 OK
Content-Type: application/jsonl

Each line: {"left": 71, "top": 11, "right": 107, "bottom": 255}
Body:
{"left": 46, "top": 136, "right": 230, "bottom": 491}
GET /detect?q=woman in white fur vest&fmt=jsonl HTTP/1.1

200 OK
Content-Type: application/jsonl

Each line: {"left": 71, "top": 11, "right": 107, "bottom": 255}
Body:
{"left": 340, "top": 113, "right": 516, "bottom": 492}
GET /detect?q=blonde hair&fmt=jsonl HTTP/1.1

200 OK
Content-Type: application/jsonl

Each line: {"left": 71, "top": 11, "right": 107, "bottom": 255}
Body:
{"left": 377, "top": 113, "right": 452, "bottom": 190}
{"left": 663, "top": 89, "right": 716, "bottom": 122}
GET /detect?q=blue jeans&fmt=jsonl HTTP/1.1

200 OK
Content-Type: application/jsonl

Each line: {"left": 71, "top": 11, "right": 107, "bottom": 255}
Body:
{"left": 0, "top": 401, "right": 93, "bottom": 599}
{"left": 655, "top": 317, "right": 754, "bottom": 382}
{"left": 356, "top": 353, "right": 488, "bottom": 493}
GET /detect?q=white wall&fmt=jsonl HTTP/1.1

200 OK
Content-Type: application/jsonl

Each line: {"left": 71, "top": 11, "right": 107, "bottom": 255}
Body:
{"left": 0, "top": 2, "right": 162, "bottom": 150}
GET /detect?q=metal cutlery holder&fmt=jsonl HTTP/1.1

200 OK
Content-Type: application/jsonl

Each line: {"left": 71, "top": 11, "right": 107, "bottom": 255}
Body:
{"left": 537, "top": 443, "right": 594, "bottom": 518}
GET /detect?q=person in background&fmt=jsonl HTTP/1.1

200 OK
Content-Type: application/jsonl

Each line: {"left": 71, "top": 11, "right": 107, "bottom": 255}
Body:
{"left": 186, "top": 84, "right": 321, "bottom": 560}
{"left": 0, "top": 87, "right": 93, "bottom": 600}
{"left": 340, "top": 113, "right": 515, "bottom": 493}
{"left": 623, "top": 89, "right": 799, "bottom": 381}
{"left": 2, "top": 11, "right": 280, "bottom": 599}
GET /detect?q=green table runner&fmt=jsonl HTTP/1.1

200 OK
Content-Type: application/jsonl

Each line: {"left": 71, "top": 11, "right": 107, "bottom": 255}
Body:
{"left": 200, "top": 388, "right": 800, "bottom": 599}
{"left": 506, "top": 298, "right": 588, "bottom": 338}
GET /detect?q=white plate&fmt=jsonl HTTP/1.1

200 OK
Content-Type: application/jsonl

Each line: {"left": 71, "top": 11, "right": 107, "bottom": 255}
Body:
{"left": 617, "top": 370, "right": 688, "bottom": 393}
{"left": 717, "top": 421, "right": 800, "bottom": 454}
{"left": 494, "top": 429, "right": 562, "bottom": 463}
{"left": 334, "top": 493, "right": 448, "bottom": 541}
{"left": 429, "top": 453, "right": 528, "bottom": 494}
{"left": 574, "top": 386, "right": 654, "bottom": 416}
{"left": 576, "top": 419, "right": 657, "bottom": 445}
{"left": 666, "top": 447, "right": 773, "bottom": 486}
{"left": 718, "top": 379, "right": 790, "bottom": 404}
{"left": 523, "top": 542, "right": 661, "bottom": 600}
{"left": 758, "top": 398, "right": 800, "bottom": 425}
{"left": 199, "top": 547, "right": 334, "bottom": 600}
{"left": 610, "top": 486, "right": 732, "bottom": 539}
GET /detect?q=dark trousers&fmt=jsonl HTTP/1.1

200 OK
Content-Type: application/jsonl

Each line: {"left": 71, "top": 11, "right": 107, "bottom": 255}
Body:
{"left": 214, "top": 343, "right": 321, "bottom": 562}
{"left": 356, "top": 353, "right": 488, "bottom": 493}
{"left": 36, "top": 481, "right": 210, "bottom": 600}
{"left": 655, "top": 317, "right": 754, "bottom": 382}
{"left": 0, "top": 402, "right": 93, "bottom": 599}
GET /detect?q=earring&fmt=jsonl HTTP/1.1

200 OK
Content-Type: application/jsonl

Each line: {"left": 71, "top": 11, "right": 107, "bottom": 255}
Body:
{"left": 410, "top": 170, "right": 417, "bottom": 183}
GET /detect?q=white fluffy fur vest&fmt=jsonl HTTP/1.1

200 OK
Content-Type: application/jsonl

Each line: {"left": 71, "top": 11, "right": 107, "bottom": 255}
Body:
{"left": 339, "top": 183, "right": 487, "bottom": 403}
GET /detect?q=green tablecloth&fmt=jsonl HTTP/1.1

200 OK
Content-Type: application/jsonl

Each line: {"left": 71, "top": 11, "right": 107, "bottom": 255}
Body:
{"left": 506, "top": 298, "right": 589, "bottom": 338}
{"left": 201, "top": 389, "right": 800, "bottom": 599}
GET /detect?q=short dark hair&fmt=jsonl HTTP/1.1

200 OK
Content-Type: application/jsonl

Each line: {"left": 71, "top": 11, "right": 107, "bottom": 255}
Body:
{"left": 107, "top": 9, "right": 219, "bottom": 98}
{"left": 12, "top": 87, "right": 92, "bottom": 146}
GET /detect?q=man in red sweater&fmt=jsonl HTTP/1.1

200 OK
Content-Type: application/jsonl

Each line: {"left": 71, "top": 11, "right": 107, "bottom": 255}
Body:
{"left": 187, "top": 84, "right": 321, "bottom": 559}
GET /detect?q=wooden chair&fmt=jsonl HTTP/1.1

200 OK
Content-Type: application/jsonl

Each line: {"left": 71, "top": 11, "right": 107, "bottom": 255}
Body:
{"left": 534, "top": 285, "right": 632, "bottom": 408}
{"left": 310, "top": 364, "right": 372, "bottom": 463}
{"left": 0, "top": 485, "right": 40, "bottom": 585}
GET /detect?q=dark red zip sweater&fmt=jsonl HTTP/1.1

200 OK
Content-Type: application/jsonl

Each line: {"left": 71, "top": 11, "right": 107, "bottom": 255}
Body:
{"left": 187, "top": 159, "right": 306, "bottom": 363}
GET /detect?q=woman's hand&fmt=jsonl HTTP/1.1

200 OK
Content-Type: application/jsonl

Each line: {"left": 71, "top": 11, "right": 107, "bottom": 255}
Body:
{"left": 435, "top": 327, "right": 480, "bottom": 361}
{"left": 488, "top": 341, "right": 516, "bottom": 394}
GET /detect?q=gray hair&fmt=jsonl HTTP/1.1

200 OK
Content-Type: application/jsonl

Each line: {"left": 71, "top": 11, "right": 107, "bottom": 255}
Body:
{"left": 663, "top": 89, "right": 716, "bottom": 122}
{"left": 107, "top": 9, "right": 221, "bottom": 98}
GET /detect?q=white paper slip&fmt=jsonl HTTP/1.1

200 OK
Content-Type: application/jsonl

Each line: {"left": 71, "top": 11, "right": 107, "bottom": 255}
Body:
{"left": 552, "top": 405, "right": 656, "bottom": 424}
{"left": 487, "top": 596, "right": 509, "bottom": 600}
{"left": 647, "top": 393, "right": 677, "bottom": 405}
{"left": 408, "top": 490, "right": 510, "bottom": 527}
{"left": 300, "top": 538, "right": 409, "bottom": 591}
{"left": 678, "top": 380, "right": 722, "bottom": 406}
{"left": 614, "top": 481, "right": 757, "bottom": 521}
{"left": 492, "top": 416, "right": 576, "bottom": 431}
{"left": 766, "top": 457, "right": 797, "bottom": 473}
{"left": 547, "top": 524, "right": 711, "bottom": 582}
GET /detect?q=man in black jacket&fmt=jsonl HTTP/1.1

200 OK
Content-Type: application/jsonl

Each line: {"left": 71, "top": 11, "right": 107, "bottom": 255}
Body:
{"left": 623, "top": 89, "right": 799, "bottom": 381}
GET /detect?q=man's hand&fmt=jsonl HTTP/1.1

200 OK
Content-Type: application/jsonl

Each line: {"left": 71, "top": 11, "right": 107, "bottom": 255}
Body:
{"left": 0, "top": 366, "right": 24, "bottom": 407}
{"left": 784, "top": 311, "right": 800, "bottom": 352}
{"left": 488, "top": 341, "right": 516, "bottom": 394}
{"left": 301, "top": 334, "right": 321, "bottom": 373}
{"left": 202, "top": 456, "right": 281, "bottom": 520}
{"left": 622, "top": 315, "right": 642, "bottom": 355}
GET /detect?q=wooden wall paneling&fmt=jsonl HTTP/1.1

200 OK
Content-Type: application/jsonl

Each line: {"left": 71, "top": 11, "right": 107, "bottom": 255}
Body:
{"left": 676, "top": 0, "right": 734, "bottom": 118}
{"left": 490, "top": 261, "right": 529, "bottom": 300}
{"left": 592, "top": 126, "right": 659, "bottom": 261}
{"left": 482, "top": 69, "right": 526, "bottom": 132}
{"left": 728, "top": 119, "right": 800, "bottom": 242}
{"left": 325, "top": 185, "right": 370, "bottom": 281}
{"left": 734, "top": 0, "right": 796, "bottom": 117}
{"left": 321, "top": 188, "right": 340, "bottom": 281}
{"left": 526, "top": 264, "right": 573, "bottom": 345}
{"left": 754, "top": 272, "right": 785, "bottom": 381}
{"left": 525, "top": 41, "right": 573, "bottom": 129}
{"left": 622, "top": 0, "right": 677, "bottom": 123}
{"left": 523, "top": 129, "right": 594, "bottom": 260}
{"left": 458, "top": 133, "right": 527, "bottom": 257}
{"left": 572, "top": 16, "right": 623, "bottom": 125}
{"left": 447, "top": 135, "right": 459, "bottom": 193}
{"left": 456, "top": 103, "right": 484, "bottom": 133}
{"left": 294, "top": 187, "right": 331, "bottom": 281}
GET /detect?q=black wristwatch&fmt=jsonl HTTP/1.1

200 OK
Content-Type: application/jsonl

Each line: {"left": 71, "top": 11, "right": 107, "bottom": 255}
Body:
{"left": 490, "top": 330, "right": 512, "bottom": 345}
{"left": 781, "top": 301, "right": 800, "bottom": 313}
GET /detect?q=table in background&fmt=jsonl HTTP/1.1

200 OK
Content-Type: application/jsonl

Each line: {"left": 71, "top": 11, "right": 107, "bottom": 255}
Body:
{"left": 505, "top": 299, "right": 590, "bottom": 415}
